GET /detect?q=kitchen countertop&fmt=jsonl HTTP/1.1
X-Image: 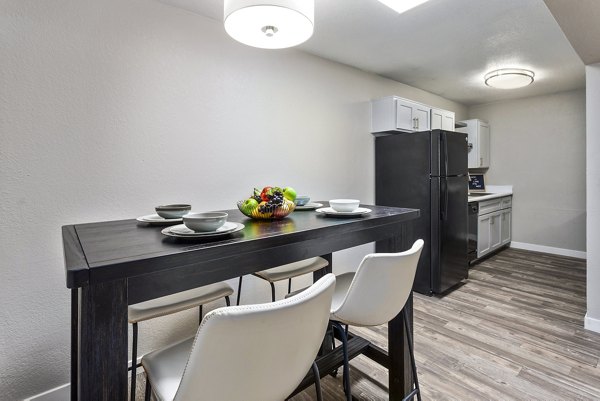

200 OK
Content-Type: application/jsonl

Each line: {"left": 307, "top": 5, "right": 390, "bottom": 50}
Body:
{"left": 467, "top": 185, "right": 513, "bottom": 203}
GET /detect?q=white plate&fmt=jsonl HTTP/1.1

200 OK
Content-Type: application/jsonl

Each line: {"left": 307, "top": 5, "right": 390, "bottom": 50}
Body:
{"left": 169, "top": 222, "right": 238, "bottom": 236}
{"left": 315, "top": 207, "right": 372, "bottom": 217}
{"left": 137, "top": 214, "right": 183, "bottom": 225}
{"left": 295, "top": 202, "right": 324, "bottom": 211}
{"left": 162, "top": 222, "right": 244, "bottom": 238}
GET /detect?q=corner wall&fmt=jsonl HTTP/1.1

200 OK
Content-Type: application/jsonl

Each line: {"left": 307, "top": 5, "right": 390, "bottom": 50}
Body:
{"left": 585, "top": 64, "right": 600, "bottom": 332}
{"left": 468, "top": 90, "right": 586, "bottom": 254}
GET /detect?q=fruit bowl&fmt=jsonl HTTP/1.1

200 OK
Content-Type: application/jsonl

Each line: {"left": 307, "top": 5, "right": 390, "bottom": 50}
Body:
{"left": 237, "top": 199, "right": 296, "bottom": 220}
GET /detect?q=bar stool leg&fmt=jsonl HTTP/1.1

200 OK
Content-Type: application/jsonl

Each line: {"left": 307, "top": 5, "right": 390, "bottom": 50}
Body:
{"left": 144, "top": 376, "right": 151, "bottom": 401}
{"left": 236, "top": 276, "right": 243, "bottom": 305}
{"left": 332, "top": 321, "right": 351, "bottom": 401}
{"left": 312, "top": 361, "right": 323, "bottom": 401}
{"left": 131, "top": 322, "right": 138, "bottom": 401}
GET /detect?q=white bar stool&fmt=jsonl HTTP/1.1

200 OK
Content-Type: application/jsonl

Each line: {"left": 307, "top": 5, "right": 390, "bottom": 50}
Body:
{"left": 236, "top": 256, "right": 329, "bottom": 304}
{"left": 141, "top": 274, "right": 336, "bottom": 401}
{"left": 329, "top": 239, "right": 424, "bottom": 401}
{"left": 128, "top": 282, "right": 233, "bottom": 401}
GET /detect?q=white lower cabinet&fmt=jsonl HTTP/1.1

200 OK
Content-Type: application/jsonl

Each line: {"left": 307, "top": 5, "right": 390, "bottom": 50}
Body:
{"left": 477, "top": 196, "right": 512, "bottom": 258}
{"left": 477, "top": 214, "right": 492, "bottom": 257}
{"left": 501, "top": 209, "right": 512, "bottom": 245}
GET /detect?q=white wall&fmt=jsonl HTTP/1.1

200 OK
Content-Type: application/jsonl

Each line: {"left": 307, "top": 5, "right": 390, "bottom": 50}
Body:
{"left": 0, "top": 0, "right": 467, "bottom": 398}
{"left": 586, "top": 64, "right": 600, "bottom": 332}
{"left": 468, "top": 90, "right": 586, "bottom": 253}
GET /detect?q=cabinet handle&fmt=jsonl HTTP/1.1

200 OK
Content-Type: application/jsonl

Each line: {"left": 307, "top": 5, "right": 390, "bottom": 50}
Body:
{"left": 480, "top": 157, "right": 483, "bottom": 166}
{"left": 412, "top": 118, "right": 417, "bottom": 130}
{"left": 416, "top": 118, "right": 419, "bottom": 130}
{"left": 490, "top": 217, "right": 494, "bottom": 225}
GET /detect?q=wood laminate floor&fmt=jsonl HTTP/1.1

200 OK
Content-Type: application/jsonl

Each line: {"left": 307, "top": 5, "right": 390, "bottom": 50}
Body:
{"left": 135, "top": 248, "right": 600, "bottom": 400}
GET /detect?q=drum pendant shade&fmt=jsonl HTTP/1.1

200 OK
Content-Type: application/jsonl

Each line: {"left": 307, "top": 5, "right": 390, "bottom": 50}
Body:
{"left": 224, "top": 0, "right": 314, "bottom": 49}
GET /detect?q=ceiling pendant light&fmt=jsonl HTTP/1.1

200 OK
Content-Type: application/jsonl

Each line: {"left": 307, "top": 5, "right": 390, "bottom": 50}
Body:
{"left": 484, "top": 68, "right": 535, "bottom": 89}
{"left": 224, "top": 0, "right": 314, "bottom": 49}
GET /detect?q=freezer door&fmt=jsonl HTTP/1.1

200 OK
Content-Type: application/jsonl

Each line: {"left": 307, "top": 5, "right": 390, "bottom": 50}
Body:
{"left": 431, "top": 175, "right": 469, "bottom": 293}
{"left": 431, "top": 130, "right": 468, "bottom": 177}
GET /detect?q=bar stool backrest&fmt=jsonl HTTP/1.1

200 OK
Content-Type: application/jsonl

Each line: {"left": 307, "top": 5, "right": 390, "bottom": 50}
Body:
{"left": 173, "top": 274, "right": 336, "bottom": 401}
{"left": 331, "top": 239, "right": 424, "bottom": 327}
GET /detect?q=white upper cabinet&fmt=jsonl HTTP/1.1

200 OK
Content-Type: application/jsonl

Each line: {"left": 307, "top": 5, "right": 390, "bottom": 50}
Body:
{"left": 371, "top": 96, "right": 432, "bottom": 133}
{"left": 457, "top": 119, "right": 490, "bottom": 169}
{"left": 431, "top": 108, "right": 456, "bottom": 131}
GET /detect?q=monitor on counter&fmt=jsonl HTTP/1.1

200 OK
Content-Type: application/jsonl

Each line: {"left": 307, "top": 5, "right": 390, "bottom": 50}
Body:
{"left": 469, "top": 174, "right": 485, "bottom": 192}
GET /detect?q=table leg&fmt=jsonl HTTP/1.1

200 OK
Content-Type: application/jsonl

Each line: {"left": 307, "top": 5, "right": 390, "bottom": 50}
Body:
{"left": 389, "top": 294, "right": 414, "bottom": 400}
{"left": 77, "top": 279, "right": 128, "bottom": 401}
{"left": 377, "top": 224, "right": 415, "bottom": 400}
{"left": 71, "top": 289, "right": 78, "bottom": 401}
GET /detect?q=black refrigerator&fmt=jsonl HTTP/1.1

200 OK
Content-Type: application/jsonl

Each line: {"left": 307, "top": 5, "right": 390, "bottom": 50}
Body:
{"left": 375, "top": 129, "right": 469, "bottom": 295}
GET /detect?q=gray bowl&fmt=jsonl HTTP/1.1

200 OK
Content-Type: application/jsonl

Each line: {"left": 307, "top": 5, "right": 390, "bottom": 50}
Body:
{"left": 155, "top": 204, "right": 192, "bottom": 219}
{"left": 183, "top": 212, "right": 228, "bottom": 232}
{"left": 295, "top": 195, "right": 311, "bottom": 206}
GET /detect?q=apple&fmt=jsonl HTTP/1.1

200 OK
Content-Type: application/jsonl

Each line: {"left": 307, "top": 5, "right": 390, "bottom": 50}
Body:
{"left": 283, "top": 187, "right": 297, "bottom": 201}
{"left": 260, "top": 186, "right": 273, "bottom": 202}
{"left": 240, "top": 198, "right": 259, "bottom": 216}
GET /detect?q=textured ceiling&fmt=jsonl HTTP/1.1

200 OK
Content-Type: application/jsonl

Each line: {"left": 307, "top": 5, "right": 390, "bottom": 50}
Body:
{"left": 544, "top": 0, "right": 600, "bottom": 65}
{"left": 158, "top": 0, "right": 585, "bottom": 106}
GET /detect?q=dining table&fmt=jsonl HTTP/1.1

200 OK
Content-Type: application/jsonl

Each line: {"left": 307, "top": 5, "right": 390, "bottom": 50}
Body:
{"left": 63, "top": 202, "right": 420, "bottom": 401}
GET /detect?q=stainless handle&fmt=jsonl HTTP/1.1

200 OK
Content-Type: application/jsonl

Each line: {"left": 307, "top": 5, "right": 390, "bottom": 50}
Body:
{"left": 480, "top": 157, "right": 483, "bottom": 166}
{"left": 413, "top": 118, "right": 417, "bottom": 130}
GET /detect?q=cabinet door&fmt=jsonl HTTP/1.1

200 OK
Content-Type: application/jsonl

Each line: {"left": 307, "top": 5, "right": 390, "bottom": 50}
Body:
{"left": 396, "top": 101, "right": 415, "bottom": 131}
{"left": 414, "top": 104, "right": 430, "bottom": 131}
{"left": 477, "top": 214, "right": 491, "bottom": 257}
{"left": 478, "top": 122, "right": 490, "bottom": 168}
{"left": 501, "top": 209, "right": 512, "bottom": 245}
{"left": 489, "top": 212, "right": 502, "bottom": 250}
{"left": 431, "top": 109, "right": 443, "bottom": 130}
{"left": 442, "top": 112, "right": 455, "bottom": 131}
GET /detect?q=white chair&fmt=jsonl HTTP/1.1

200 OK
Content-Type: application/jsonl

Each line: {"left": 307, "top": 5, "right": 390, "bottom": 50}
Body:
{"left": 330, "top": 239, "right": 424, "bottom": 401}
{"left": 141, "top": 273, "right": 336, "bottom": 401}
{"left": 236, "top": 256, "right": 329, "bottom": 304}
{"left": 128, "top": 282, "right": 234, "bottom": 401}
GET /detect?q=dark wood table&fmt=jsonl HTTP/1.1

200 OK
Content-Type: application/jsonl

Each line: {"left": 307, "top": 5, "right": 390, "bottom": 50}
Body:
{"left": 63, "top": 204, "right": 419, "bottom": 401}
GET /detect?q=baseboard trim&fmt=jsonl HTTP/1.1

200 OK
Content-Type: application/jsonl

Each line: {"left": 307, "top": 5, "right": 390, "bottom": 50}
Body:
{"left": 25, "top": 355, "right": 144, "bottom": 400}
{"left": 510, "top": 241, "right": 587, "bottom": 259}
{"left": 23, "top": 383, "right": 70, "bottom": 401}
{"left": 585, "top": 313, "right": 600, "bottom": 333}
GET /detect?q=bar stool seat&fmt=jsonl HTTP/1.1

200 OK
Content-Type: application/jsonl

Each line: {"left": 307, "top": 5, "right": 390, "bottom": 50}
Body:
{"left": 253, "top": 257, "right": 329, "bottom": 282}
{"left": 129, "top": 282, "right": 234, "bottom": 323}
{"left": 237, "top": 257, "right": 329, "bottom": 304}
{"left": 142, "top": 274, "right": 337, "bottom": 401}
{"left": 142, "top": 337, "right": 193, "bottom": 401}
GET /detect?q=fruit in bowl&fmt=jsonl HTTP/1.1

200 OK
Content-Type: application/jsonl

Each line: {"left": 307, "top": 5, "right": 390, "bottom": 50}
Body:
{"left": 238, "top": 186, "right": 296, "bottom": 220}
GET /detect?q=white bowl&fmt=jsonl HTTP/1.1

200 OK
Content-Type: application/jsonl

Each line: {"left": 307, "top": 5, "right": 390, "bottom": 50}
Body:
{"left": 183, "top": 212, "right": 228, "bottom": 232}
{"left": 329, "top": 199, "right": 360, "bottom": 212}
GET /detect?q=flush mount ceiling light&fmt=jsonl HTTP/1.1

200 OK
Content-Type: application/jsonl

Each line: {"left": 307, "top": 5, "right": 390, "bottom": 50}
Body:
{"left": 484, "top": 68, "right": 535, "bottom": 89}
{"left": 376, "top": 0, "right": 431, "bottom": 14}
{"left": 224, "top": 0, "right": 314, "bottom": 49}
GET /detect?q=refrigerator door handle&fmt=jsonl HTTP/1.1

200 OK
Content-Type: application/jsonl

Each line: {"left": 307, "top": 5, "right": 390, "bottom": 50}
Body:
{"left": 443, "top": 132, "right": 449, "bottom": 177}
{"left": 441, "top": 178, "right": 448, "bottom": 221}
